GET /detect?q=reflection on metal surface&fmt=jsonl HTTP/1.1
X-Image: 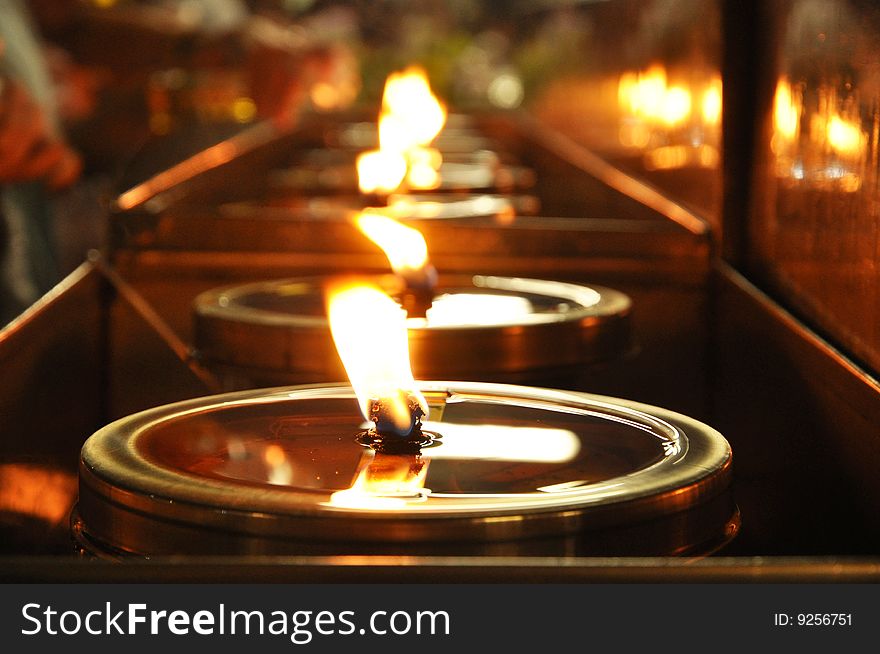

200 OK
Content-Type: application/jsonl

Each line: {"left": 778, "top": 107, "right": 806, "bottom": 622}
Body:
{"left": 420, "top": 422, "right": 580, "bottom": 464}
{"left": 644, "top": 144, "right": 719, "bottom": 171}
{"left": 527, "top": 0, "right": 722, "bottom": 222}
{"left": 329, "top": 451, "right": 430, "bottom": 510}
{"left": 422, "top": 293, "right": 533, "bottom": 327}
{"left": 772, "top": 77, "right": 801, "bottom": 157}
{"left": 327, "top": 421, "right": 581, "bottom": 511}
{"left": 115, "top": 122, "right": 279, "bottom": 212}
{"left": 619, "top": 65, "right": 677, "bottom": 128}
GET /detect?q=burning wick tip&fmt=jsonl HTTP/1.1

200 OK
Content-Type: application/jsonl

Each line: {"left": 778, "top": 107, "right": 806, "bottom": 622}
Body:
{"left": 360, "top": 396, "right": 438, "bottom": 454}
{"left": 369, "top": 395, "right": 424, "bottom": 438}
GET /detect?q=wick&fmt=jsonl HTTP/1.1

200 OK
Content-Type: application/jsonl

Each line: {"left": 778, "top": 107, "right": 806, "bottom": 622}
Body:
{"left": 368, "top": 396, "right": 424, "bottom": 439}
{"left": 400, "top": 289, "right": 434, "bottom": 318}
{"left": 362, "top": 396, "right": 433, "bottom": 454}
{"left": 399, "top": 263, "right": 437, "bottom": 319}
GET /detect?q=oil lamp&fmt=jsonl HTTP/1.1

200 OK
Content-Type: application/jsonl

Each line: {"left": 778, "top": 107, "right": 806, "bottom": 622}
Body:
{"left": 74, "top": 275, "right": 735, "bottom": 558}
{"left": 194, "top": 203, "right": 632, "bottom": 389}
{"left": 267, "top": 66, "right": 535, "bottom": 200}
{"left": 206, "top": 66, "right": 539, "bottom": 234}
{"left": 74, "top": 387, "right": 735, "bottom": 557}
{"left": 194, "top": 273, "right": 631, "bottom": 389}
{"left": 193, "top": 203, "right": 631, "bottom": 388}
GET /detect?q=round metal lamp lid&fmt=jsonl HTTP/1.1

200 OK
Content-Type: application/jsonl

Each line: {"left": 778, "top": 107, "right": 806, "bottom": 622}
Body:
{"left": 78, "top": 382, "right": 731, "bottom": 546}
{"left": 194, "top": 275, "right": 632, "bottom": 379}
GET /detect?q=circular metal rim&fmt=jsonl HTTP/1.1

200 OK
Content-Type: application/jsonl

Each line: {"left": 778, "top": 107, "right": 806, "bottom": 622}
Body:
{"left": 195, "top": 275, "right": 629, "bottom": 330}
{"left": 79, "top": 382, "right": 731, "bottom": 544}
{"left": 219, "top": 193, "right": 540, "bottom": 222}
{"left": 193, "top": 275, "right": 632, "bottom": 377}
{"left": 267, "top": 161, "right": 534, "bottom": 193}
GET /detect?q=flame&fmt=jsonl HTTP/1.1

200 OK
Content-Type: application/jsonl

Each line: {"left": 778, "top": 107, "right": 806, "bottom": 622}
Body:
{"left": 381, "top": 67, "right": 447, "bottom": 145}
{"left": 773, "top": 78, "right": 800, "bottom": 143}
{"left": 826, "top": 114, "right": 865, "bottom": 157}
{"left": 356, "top": 149, "right": 408, "bottom": 194}
{"left": 326, "top": 280, "right": 428, "bottom": 433}
{"left": 701, "top": 76, "right": 722, "bottom": 126}
{"left": 405, "top": 146, "right": 443, "bottom": 189}
{"left": 354, "top": 211, "right": 430, "bottom": 278}
{"left": 659, "top": 86, "right": 692, "bottom": 127}
{"left": 619, "top": 65, "right": 667, "bottom": 118}
{"left": 357, "top": 66, "right": 447, "bottom": 194}
{"left": 618, "top": 65, "right": 697, "bottom": 132}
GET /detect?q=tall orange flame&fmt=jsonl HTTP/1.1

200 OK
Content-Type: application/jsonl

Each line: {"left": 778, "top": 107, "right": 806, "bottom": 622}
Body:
{"left": 353, "top": 210, "right": 436, "bottom": 288}
{"left": 326, "top": 280, "right": 428, "bottom": 434}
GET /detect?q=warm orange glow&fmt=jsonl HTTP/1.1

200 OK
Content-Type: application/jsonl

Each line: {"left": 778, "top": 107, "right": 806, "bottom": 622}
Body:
{"left": 619, "top": 65, "right": 667, "bottom": 118}
{"left": 354, "top": 211, "right": 430, "bottom": 276}
{"left": 618, "top": 65, "right": 698, "bottom": 132}
{"left": 329, "top": 452, "right": 429, "bottom": 510}
{"left": 264, "top": 444, "right": 286, "bottom": 467}
{"left": 644, "top": 144, "right": 719, "bottom": 171}
{"left": 0, "top": 464, "right": 77, "bottom": 525}
{"left": 826, "top": 114, "right": 865, "bottom": 157}
{"left": 381, "top": 67, "right": 447, "bottom": 146}
{"left": 701, "top": 77, "right": 722, "bottom": 126}
{"left": 659, "top": 86, "right": 692, "bottom": 127}
{"left": 618, "top": 122, "right": 651, "bottom": 148}
{"left": 357, "top": 66, "right": 447, "bottom": 194}
{"left": 356, "top": 149, "right": 407, "bottom": 194}
{"left": 405, "top": 147, "right": 443, "bottom": 189}
{"left": 773, "top": 78, "right": 800, "bottom": 143}
{"left": 326, "top": 281, "right": 428, "bottom": 433}
{"left": 310, "top": 82, "right": 341, "bottom": 110}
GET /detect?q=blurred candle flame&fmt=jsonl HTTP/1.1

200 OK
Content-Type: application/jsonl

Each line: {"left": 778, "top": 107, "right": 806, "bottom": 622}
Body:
{"left": 659, "top": 86, "right": 692, "bottom": 127}
{"left": 773, "top": 78, "right": 800, "bottom": 145}
{"left": 618, "top": 65, "right": 722, "bottom": 171}
{"left": 354, "top": 210, "right": 433, "bottom": 283}
{"left": 356, "top": 149, "right": 408, "bottom": 194}
{"left": 326, "top": 280, "right": 428, "bottom": 434}
{"left": 382, "top": 67, "right": 446, "bottom": 145}
{"left": 701, "top": 76, "right": 723, "bottom": 126}
{"left": 826, "top": 114, "right": 865, "bottom": 157}
{"left": 357, "top": 66, "right": 447, "bottom": 193}
{"left": 618, "top": 64, "right": 695, "bottom": 129}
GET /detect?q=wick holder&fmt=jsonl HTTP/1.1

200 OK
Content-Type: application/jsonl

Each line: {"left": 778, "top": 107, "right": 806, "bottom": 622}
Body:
{"left": 399, "top": 287, "right": 435, "bottom": 318}
{"left": 73, "top": 382, "right": 737, "bottom": 557}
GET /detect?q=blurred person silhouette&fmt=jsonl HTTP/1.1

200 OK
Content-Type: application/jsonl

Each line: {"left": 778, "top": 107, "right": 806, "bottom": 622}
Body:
{"left": 0, "top": 1, "right": 82, "bottom": 326}
{"left": 0, "top": 1, "right": 357, "bottom": 325}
